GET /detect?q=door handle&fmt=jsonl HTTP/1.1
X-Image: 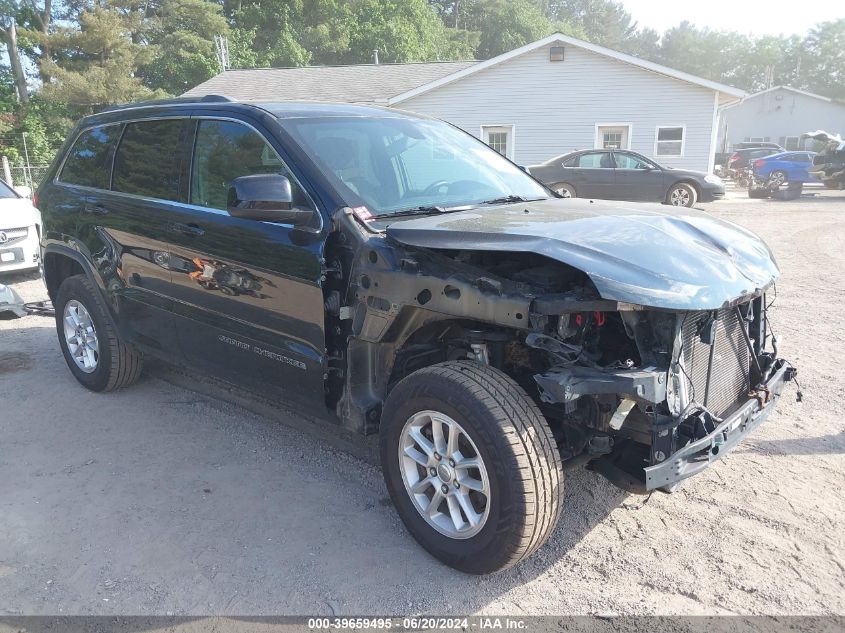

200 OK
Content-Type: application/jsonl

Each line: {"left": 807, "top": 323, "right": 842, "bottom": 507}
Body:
{"left": 172, "top": 222, "right": 205, "bottom": 237}
{"left": 84, "top": 203, "right": 108, "bottom": 215}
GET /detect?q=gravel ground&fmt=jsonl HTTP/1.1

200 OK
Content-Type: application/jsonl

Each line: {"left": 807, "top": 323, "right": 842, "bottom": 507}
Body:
{"left": 0, "top": 189, "right": 843, "bottom": 616}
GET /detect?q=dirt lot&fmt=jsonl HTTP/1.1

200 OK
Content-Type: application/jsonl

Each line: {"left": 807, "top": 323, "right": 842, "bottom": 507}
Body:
{"left": 1, "top": 189, "right": 843, "bottom": 617}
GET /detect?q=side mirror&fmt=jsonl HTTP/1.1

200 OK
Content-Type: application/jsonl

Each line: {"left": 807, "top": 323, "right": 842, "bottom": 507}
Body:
{"left": 14, "top": 185, "right": 32, "bottom": 198}
{"left": 227, "top": 174, "right": 314, "bottom": 224}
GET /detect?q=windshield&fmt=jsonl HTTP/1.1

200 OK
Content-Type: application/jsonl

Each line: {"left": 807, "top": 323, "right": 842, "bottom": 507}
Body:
{"left": 285, "top": 116, "right": 549, "bottom": 216}
{"left": 0, "top": 179, "right": 19, "bottom": 199}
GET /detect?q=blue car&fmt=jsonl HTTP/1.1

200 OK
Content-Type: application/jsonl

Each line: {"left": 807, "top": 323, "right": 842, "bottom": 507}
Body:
{"left": 752, "top": 151, "right": 818, "bottom": 185}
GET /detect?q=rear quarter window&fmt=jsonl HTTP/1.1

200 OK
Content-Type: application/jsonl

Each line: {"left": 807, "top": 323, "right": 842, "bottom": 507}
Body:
{"left": 59, "top": 125, "right": 121, "bottom": 189}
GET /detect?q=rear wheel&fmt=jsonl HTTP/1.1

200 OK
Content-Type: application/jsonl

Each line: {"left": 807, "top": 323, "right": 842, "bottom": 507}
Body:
{"left": 380, "top": 361, "right": 564, "bottom": 574}
{"left": 552, "top": 182, "right": 576, "bottom": 198}
{"left": 770, "top": 170, "right": 788, "bottom": 186}
{"left": 55, "top": 274, "right": 143, "bottom": 392}
{"left": 667, "top": 182, "right": 697, "bottom": 207}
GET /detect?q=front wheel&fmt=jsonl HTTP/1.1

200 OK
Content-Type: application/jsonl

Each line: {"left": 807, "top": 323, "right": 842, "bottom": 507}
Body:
{"left": 552, "top": 182, "right": 576, "bottom": 198}
{"left": 667, "top": 182, "right": 697, "bottom": 207}
{"left": 380, "top": 361, "right": 564, "bottom": 574}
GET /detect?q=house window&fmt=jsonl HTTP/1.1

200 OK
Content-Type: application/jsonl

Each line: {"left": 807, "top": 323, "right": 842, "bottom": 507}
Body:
{"left": 655, "top": 126, "right": 685, "bottom": 156}
{"left": 595, "top": 124, "right": 631, "bottom": 150}
{"left": 481, "top": 125, "right": 514, "bottom": 159}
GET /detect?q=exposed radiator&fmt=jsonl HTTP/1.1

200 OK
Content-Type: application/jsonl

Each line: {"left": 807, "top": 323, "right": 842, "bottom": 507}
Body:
{"left": 681, "top": 307, "right": 751, "bottom": 418}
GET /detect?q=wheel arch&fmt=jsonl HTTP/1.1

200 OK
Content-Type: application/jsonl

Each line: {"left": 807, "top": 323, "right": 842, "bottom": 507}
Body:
{"left": 551, "top": 181, "right": 576, "bottom": 196}
{"left": 42, "top": 246, "right": 119, "bottom": 329}
{"left": 665, "top": 179, "right": 700, "bottom": 203}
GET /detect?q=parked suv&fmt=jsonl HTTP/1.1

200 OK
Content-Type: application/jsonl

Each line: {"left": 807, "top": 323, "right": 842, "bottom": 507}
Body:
{"left": 38, "top": 97, "right": 795, "bottom": 574}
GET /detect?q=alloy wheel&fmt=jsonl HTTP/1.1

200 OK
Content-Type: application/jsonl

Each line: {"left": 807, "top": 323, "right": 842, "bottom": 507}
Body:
{"left": 63, "top": 299, "right": 99, "bottom": 373}
{"left": 670, "top": 187, "right": 691, "bottom": 206}
{"left": 398, "top": 410, "right": 491, "bottom": 539}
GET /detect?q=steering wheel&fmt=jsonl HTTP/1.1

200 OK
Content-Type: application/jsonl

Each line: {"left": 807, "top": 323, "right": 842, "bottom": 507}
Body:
{"left": 422, "top": 180, "right": 451, "bottom": 196}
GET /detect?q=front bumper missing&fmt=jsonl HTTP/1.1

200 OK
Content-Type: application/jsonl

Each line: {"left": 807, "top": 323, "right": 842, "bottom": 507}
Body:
{"left": 644, "top": 359, "right": 791, "bottom": 491}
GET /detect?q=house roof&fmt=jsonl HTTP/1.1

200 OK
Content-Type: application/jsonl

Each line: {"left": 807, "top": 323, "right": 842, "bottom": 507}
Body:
{"left": 742, "top": 85, "right": 842, "bottom": 104}
{"left": 183, "top": 61, "right": 477, "bottom": 103}
{"left": 184, "top": 32, "right": 745, "bottom": 105}
{"left": 388, "top": 33, "right": 745, "bottom": 105}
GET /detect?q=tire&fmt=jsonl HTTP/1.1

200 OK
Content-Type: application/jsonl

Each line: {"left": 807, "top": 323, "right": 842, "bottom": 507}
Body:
{"left": 748, "top": 187, "right": 770, "bottom": 199}
{"left": 551, "top": 182, "right": 576, "bottom": 198}
{"left": 55, "top": 274, "right": 143, "bottom": 392}
{"left": 770, "top": 170, "right": 788, "bottom": 186}
{"left": 380, "top": 361, "right": 564, "bottom": 574}
{"left": 667, "top": 182, "right": 697, "bottom": 207}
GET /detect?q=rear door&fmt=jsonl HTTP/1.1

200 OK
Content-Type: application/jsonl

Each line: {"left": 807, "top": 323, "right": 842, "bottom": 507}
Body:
{"left": 611, "top": 151, "right": 665, "bottom": 201}
{"left": 167, "top": 116, "right": 327, "bottom": 408}
{"left": 46, "top": 119, "right": 189, "bottom": 355}
{"left": 568, "top": 151, "right": 615, "bottom": 198}
{"left": 103, "top": 117, "right": 193, "bottom": 354}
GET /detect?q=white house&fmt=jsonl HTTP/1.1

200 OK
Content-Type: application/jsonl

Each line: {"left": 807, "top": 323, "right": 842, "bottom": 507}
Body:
{"left": 185, "top": 33, "right": 745, "bottom": 172}
{"left": 719, "top": 86, "right": 845, "bottom": 151}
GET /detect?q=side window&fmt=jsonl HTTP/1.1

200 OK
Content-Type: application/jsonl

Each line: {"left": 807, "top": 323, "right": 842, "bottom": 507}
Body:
{"left": 614, "top": 152, "right": 651, "bottom": 169}
{"left": 655, "top": 126, "right": 684, "bottom": 156}
{"left": 191, "top": 120, "right": 313, "bottom": 211}
{"left": 59, "top": 125, "right": 121, "bottom": 189}
{"left": 562, "top": 155, "right": 579, "bottom": 167}
{"left": 577, "top": 152, "right": 613, "bottom": 168}
{"left": 113, "top": 119, "right": 189, "bottom": 201}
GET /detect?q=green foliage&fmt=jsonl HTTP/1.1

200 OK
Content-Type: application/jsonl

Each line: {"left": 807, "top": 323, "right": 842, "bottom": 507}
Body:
{"left": 804, "top": 20, "right": 845, "bottom": 100}
{"left": 228, "top": 0, "right": 474, "bottom": 67}
{"left": 139, "top": 0, "right": 230, "bottom": 94}
{"left": 0, "top": 94, "right": 75, "bottom": 164}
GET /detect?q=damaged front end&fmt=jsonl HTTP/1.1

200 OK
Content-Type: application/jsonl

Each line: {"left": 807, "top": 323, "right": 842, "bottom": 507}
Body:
{"left": 529, "top": 294, "right": 793, "bottom": 492}
{"left": 334, "top": 200, "right": 795, "bottom": 493}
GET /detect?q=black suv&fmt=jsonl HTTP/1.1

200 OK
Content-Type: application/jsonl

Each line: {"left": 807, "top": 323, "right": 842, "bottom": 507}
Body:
{"left": 38, "top": 97, "right": 794, "bottom": 574}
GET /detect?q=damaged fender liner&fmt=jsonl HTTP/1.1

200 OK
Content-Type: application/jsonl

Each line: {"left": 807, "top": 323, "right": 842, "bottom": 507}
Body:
{"left": 534, "top": 366, "right": 667, "bottom": 404}
{"left": 644, "top": 359, "right": 791, "bottom": 491}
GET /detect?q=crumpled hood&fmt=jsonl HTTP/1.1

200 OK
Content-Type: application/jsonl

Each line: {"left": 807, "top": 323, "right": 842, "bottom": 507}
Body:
{"left": 384, "top": 198, "right": 779, "bottom": 310}
{"left": 1, "top": 198, "right": 41, "bottom": 230}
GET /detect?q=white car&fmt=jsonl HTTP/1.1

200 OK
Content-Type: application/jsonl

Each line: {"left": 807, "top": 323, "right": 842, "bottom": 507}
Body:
{"left": 0, "top": 180, "right": 42, "bottom": 273}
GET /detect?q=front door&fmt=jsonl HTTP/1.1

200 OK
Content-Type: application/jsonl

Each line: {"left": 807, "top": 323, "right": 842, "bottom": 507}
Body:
{"left": 167, "top": 117, "right": 327, "bottom": 407}
{"left": 611, "top": 151, "right": 665, "bottom": 201}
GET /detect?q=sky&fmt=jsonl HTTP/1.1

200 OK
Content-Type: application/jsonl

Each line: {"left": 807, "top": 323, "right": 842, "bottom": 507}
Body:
{"left": 621, "top": 0, "right": 843, "bottom": 37}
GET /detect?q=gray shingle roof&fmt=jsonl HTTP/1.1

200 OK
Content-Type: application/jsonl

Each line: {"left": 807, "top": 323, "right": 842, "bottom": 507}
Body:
{"left": 183, "top": 61, "right": 478, "bottom": 103}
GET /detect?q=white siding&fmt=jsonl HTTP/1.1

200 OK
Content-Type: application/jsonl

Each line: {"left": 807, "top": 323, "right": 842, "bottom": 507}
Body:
{"left": 720, "top": 88, "right": 845, "bottom": 150}
{"left": 399, "top": 45, "right": 717, "bottom": 171}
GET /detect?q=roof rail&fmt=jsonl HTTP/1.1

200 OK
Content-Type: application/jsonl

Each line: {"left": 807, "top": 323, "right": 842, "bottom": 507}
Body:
{"left": 101, "top": 94, "right": 236, "bottom": 112}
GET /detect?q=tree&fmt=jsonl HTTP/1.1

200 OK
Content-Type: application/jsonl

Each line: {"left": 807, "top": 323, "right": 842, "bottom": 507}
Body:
{"left": 138, "top": 0, "right": 229, "bottom": 94}
{"left": 228, "top": 0, "right": 474, "bottom": 68}
{"left": 33, "top": 4, "right": 163, "bottom": 106}
{"left": 803, "top": 19, "right": 845, "bottom": 99}
{"left": 460, "top": 0, "right": 553, "bottom": 59}
{"left": 346, "top": 0, "right": 475, "bottom": 63}
{"left": 541, "top": 0, "right": 636, "bottom": 49}
{"left": 0, "top": 9, "right": 29, "bottom": 103}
